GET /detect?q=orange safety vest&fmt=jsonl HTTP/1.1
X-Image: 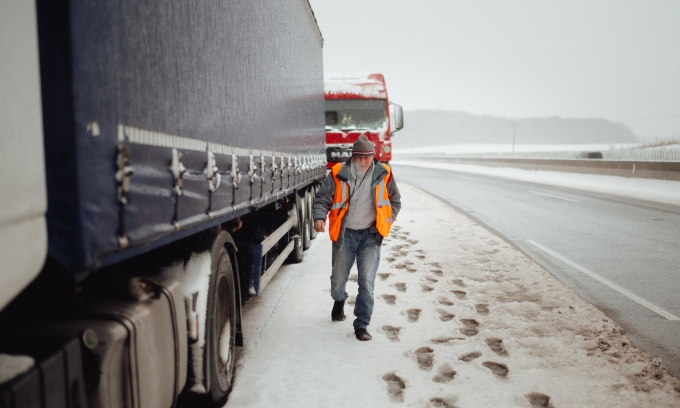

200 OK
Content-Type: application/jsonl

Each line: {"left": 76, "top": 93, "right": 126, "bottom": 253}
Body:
{"left": 328, "top": 162, "right": 394, "bottom": 242}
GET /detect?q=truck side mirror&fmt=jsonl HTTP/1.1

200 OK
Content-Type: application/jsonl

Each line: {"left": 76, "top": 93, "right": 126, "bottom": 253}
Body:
{"left": 389, "top": 103, "right": 404, "bottom": 134}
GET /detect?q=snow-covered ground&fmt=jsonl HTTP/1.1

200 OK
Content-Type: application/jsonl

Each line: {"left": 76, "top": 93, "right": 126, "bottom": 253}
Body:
{"left": 225, "top": 183, "right": 680, "bottom": 408}
{"left": 392, "top": 160, "right": 680, "bottom": 208}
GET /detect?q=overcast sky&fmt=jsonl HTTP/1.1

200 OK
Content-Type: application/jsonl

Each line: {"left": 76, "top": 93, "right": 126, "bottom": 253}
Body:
{"left": 308, "top": 0, "right": 680, "bottom": 139}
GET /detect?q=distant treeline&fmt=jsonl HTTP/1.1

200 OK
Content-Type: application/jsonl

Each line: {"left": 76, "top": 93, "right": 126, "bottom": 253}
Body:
{"left": 393, "top": 110, "right": 639, "bottom": 148}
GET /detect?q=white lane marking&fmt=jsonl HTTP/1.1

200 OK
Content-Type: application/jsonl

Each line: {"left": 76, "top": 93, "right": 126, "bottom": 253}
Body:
{"left": 530, "top": 191, "right": 579, "bottom": 202}
{"left": 459, "top": 176, "right": 478, "bottom": 182}
{"left": 527, "top": 240, "right": 679, "bottom": 321}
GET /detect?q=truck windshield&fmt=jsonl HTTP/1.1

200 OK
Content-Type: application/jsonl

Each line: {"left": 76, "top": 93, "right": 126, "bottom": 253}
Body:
{"left": 325, "top": 99, "right": 387, "bottom": 131}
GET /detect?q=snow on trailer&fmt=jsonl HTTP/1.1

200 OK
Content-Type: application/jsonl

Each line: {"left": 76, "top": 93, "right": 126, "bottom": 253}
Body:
{"left": 324, "top": 73, "right": 389, "bottom": 99}
{"left": 0, "top": 0, "right": 326, "bottom": 407}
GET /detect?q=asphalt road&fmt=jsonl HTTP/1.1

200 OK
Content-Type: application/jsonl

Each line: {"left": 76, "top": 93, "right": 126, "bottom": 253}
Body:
{"left": 393, "top": 163, "right": 680, "bottom": 377}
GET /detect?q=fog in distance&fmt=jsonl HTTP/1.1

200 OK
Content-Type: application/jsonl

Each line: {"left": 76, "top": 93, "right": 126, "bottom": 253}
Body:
{"left": 309, "top": 0, "right": 680, "bottom": 146}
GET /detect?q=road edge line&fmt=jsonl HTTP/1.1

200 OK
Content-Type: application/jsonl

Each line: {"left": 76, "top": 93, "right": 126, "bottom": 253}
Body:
{"left": 529, "top": 191, "right": 579, "bottom": 202}
{"left": 527, "top": 239, "right": 679, "bottom": 321}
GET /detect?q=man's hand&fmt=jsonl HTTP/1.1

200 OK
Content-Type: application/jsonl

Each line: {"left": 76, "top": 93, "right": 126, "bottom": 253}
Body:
{"left": 314, "top": 220, "right": 326, "bottom": 233}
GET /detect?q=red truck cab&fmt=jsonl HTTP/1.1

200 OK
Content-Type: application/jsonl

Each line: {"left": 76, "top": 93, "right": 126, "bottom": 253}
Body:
{"left": 324, "top": 73, "right": 404, "bottom": 169}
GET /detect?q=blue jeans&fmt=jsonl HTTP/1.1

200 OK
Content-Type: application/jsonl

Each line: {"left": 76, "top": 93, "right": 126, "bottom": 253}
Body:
{"left": 331, "top": 228, "right": 381, "bottom": 329}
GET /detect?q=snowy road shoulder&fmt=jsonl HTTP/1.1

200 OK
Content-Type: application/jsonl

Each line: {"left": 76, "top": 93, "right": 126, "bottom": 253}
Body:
{"left": 392, "top": 160, "right": 680, "bottom": 207}
{"left": 225, "top": 183, "right": 680, "bottom": 408}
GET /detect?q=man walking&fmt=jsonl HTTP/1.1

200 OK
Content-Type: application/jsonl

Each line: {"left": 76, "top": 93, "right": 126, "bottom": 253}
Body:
{"left": 312, "top": 135, "right": 401, "bottom": 341}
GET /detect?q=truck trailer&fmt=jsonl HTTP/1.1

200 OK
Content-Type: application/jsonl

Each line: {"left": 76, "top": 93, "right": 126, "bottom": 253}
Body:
{"left": 0, "top": 0, "right": 325, "bottom": 407}
{"left": 324, "top": 73, "right": 404, "bottom": 169}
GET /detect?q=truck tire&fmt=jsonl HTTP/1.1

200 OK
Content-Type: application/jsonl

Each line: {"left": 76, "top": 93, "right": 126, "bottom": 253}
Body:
{"left": 308, "top": 187, "right": 318, "bottom": 241}
{"left": 206, "top": 237, "right": 237, "bottom": 406}
{"left": 301, "top": 192, "right": 311, "bottom": 251}
{"left": 288, "top": 198, "right": 304, "bottom": 263}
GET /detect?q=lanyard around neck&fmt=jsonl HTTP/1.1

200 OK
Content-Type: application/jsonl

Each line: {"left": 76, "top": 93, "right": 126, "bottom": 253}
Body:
{"left": 341, "top": 163, "right": 371, "bottom": 210}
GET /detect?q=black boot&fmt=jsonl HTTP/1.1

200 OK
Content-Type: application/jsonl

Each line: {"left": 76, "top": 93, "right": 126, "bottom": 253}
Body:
{"left": 331, "top": 300, "right": 346, "bottom": 321}
{"left": 355, "top": 328, "right": 372, "bottom": 341}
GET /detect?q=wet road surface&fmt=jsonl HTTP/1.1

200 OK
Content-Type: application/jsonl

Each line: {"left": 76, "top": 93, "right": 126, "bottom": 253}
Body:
{"left": 393, "top": 164, "right": 680, "bottom": 377}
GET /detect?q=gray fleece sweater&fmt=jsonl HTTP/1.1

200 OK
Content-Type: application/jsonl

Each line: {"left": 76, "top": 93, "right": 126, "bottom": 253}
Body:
{"left": 345, "top": 162, "right": 375, "bottom": 230}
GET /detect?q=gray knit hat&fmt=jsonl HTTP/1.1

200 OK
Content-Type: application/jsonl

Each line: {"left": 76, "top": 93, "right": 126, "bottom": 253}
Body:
{"left": 352, "top": 135, "right": 376, "bottom": 156}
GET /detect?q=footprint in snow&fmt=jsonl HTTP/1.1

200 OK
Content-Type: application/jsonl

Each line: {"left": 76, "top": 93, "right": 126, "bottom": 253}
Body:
{"left": 431, "top": 336, "right": 465, "bottom": 345}
{"left": 397, "top": 250, "right": 409, "bottom": 257}
{"left": 437, "top": 309, "right": 455, "bottom": 322}
{"left": 407, "top": 239, "right": 419, "bottom": 245}
{"left": 450, "top": 279, "right": 466, "bottom": 287}
{"left": 459, "top": 319, "right": 479, "bottom": 336}
{"left": 382, "top": 373, "right": 406, "bottom": 402}
{"left": 377, "top": 273, "right": 393, "bottom": 281}
{"left": 459, "top": 351, "right": 481, "bottom": 362}
{"left": 393, "top": 282, "right": 407, "bottom": 292}
{"left": 421, "top": 284, "right": 434, "bottom": 292}
{"left": 415, "top": 347, "right": 435, "bottom": 371}
{"left": 381, "top": 325, "right": 402, "bottom": 342}
{"left": 347, "top": 295, "right": 356, "bottom": 305}
{"left": 404, "top": 308, "right": 422, "bottom": 322}
{"left": 450, "top": 290, "right": 466, "bottom": 299}
{"left": 394, "top": 264, "right": 408, "bottom": 270}
{"left": 385, "top": 257, "right": 396, "bottom": 263}
{"left": 431, "top": 269, "right": 443, "bottom": 276}
{"left": 437, "top": 297, "right": 454, "bottom": 306}
{"left": 485, "top": 338, "right": 508, "bottom": 356}
{"left": 415, "top": 249, "right": 425, "bottom": 253}
{"left": 429, "top": 262, "right": 441, "bottom": 267}
{"left": 432, "top": 364, "right": 456, "bottom": 383}
{"left": 381, "top": 294, "right": 396, "bottom": 305}
{"left": 475, "top": 304, "right": 489, "bottom": 315}
{"left": 416, "top": 254, "right": 426, "bottom": 259}
{"left": 424, "top": 277, "right": 438, "bottom": 283}
{"left": 482, "top": 361, "right": 508, "bottom": 377}
{"left": 428, "top": 397, "right": 457, "bottom": 408}
{"left": 406, "top": 266, "right": 417, "bottom": 273}
{"left": 525, "top": 393, "right": 554, "bottom": 408}
{"left": 348, "top": 273, "right": 357, "bottom": 282}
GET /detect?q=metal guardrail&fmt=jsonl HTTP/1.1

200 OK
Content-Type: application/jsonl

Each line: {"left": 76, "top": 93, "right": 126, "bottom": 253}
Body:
{"left": 603, "top": 149, "right": 680, "bottom": 161}
{"left": 394, "top": 156, "right": 680, "bottom": 181}
{"left": 396, "top": 148, "right": 680, "bottom": 161}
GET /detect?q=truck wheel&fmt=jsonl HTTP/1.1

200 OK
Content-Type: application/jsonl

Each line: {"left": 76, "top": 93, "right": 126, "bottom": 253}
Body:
{"left": 288, "top": 199, "right": 304, "bottom": 263}
{"left": 308, "top": 187, "right": 317, "bottom": 240}
{"left": 301, "top": 192, "right": 311, "bottom": 251}
{"left": 206, "top": 242, "right": 237, "bottom": 406}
